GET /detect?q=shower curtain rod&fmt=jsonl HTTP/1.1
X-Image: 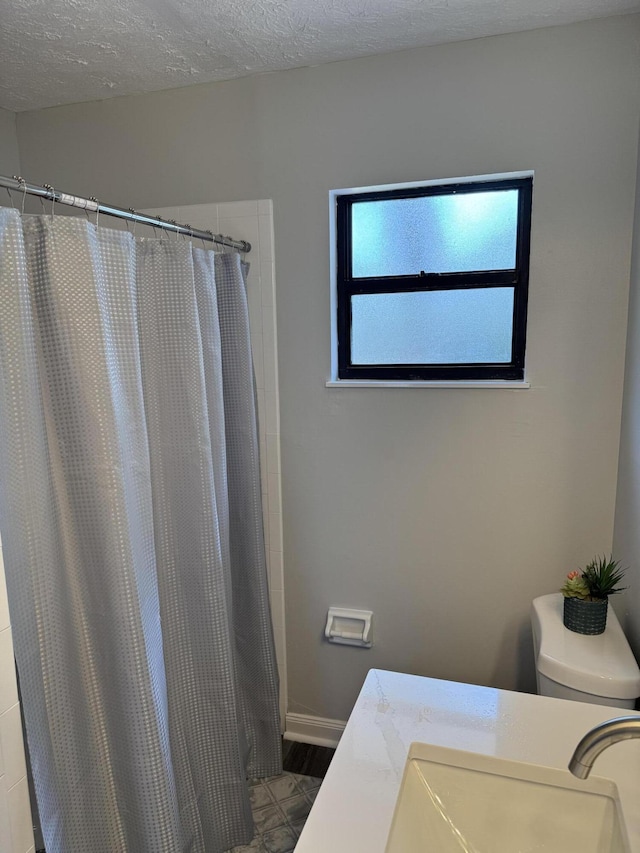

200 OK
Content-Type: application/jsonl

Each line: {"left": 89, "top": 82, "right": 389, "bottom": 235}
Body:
{"left": 0, "top": 174, "right": 252, "bottom": 253}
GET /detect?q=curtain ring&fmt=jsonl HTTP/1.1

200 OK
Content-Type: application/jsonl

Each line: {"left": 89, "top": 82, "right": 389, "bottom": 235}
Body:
{"left": 14, "top": 176, "right": 27, "bottom": 214}
{"left": 129, "top": 209, "right": 137, "bottom": 238}
{"left": 90, "top": 197, "right": 99, "bottom": 229}
{"left": 43, "top": 184, "right": 55, "bottom": 219}
{"left": 6, "top": 186, "right": 15, "bottom": 209}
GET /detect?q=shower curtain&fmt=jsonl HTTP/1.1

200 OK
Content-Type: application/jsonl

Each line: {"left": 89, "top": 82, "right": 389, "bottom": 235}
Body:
{"left": 0, "top": 208, "right": 281, "bottom": 853}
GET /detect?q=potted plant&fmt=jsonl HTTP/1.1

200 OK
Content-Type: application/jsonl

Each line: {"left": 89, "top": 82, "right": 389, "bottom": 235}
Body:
{"left": 561, "top": 556, "right": 627, "bottom": 635}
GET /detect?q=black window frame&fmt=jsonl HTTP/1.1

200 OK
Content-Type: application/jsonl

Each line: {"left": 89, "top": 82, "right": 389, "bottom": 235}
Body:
{"left": 335, "top": 175, "right": 533, "bottom": 381}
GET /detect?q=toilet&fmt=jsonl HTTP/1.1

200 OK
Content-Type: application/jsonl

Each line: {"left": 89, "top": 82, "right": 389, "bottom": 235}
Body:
{"left": 531, "top": 593, "right": 640, "bottom": 709}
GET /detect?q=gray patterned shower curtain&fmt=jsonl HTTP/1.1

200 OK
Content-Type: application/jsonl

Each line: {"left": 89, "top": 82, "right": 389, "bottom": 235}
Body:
{"left": 0, "top": 209, "right": 281, "bottom": 853}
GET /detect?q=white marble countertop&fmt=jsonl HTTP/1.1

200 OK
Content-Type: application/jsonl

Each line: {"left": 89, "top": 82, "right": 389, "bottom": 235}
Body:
{"left": 295, "top": 669, "right": 640, "bottom": 852}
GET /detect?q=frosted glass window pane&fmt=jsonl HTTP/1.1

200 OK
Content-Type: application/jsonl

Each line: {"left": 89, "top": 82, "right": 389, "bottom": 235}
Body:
{"left": 352, "top": 190, "right": 518, "bottom": 277}
{"left": 351, "top": 289, "right": 514, "bottom": 364}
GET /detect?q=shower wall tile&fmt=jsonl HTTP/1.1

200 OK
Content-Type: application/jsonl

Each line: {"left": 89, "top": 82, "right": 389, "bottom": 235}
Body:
{"left": 268, "top": 512, "right": 283, "bottom": 555}
{"left": 0, "top": 550, "right": 9, "bottom": 632}
{"left": 262, "top": 315, "right": 277, "bottom": 388}
{"left": 246, "top": 267, "right": 262, "bottom": 326}
{"left": 217, "top": 201, "right": 258, "bottom": 219}
{"left": 271, "top": 590, "right": 287, "bottom": 688}
{"left": 142, "top": 204, "right": 220, "bottom": 237}
{"left": 146, "top": 199, "right": 287, "bottom": 728}
{"left": 0, "top": 780, "right": 11, "bottom": 853}
{"left": 265, "top": 391, "right": 280, "bottom": 435}
{"left": 248, "top": 297, "right": 264, "bottom": 350}
{"left": 253, "top": 346, "right": 265, "bottom": 394}
{"left": 270, "top": 592, "right": 285, "bottom": 641}
{"left": 268, "top": 472, "right": 281, "bottom": 511}
{"left": 263, "top": 338, "right": 278, "bottom": 394}
{"left": 258, "top": 217, "right": 274, "bottom": 262}
{"left": 262, "top": 296, "right": 276, "bottom": 336}
{"left": 218, "top": 216, "right": 259, "bottom": 258}
{"left": 251, "top": 334, "right": 265, "bottom": 390}
{"left": 0, "top": 759, "right": 34, "bottom": 853}
{"left": 0, "top": 704, "right": 27, "bottom": 789}
{"left": 269, "top": 551, "right": 284, "bottom": 593}
{"left": 259, "top": 431, "right": 268, "bottom": 484}
{"left": 266, "top": 435, "right": 280, "bottom": 475}
{"left": 0, "top": 628, "right": 18, "bottom": 717}
{"left": 0, "top": 533, "right": 33, "bottom": 853}
{"left": 260, "top": 449, "right": 269, "bottom": 498}
{"left": 256, "top": 389, "right": 267, "bottom": 442}
{"left": 6, "top": 777, "right": 33, "bottom": 853}
{"left": 261, "top": 262, "right": 276, "bottom": 307}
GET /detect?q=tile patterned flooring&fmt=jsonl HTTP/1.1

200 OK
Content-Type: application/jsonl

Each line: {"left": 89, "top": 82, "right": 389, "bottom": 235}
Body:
{"left": 229, "top": 771, "right": 322, "bottom": 853}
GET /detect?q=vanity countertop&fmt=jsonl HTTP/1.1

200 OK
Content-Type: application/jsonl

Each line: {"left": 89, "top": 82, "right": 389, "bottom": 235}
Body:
{"left": 294, "top": 669, "right": 640, "bottom": 852}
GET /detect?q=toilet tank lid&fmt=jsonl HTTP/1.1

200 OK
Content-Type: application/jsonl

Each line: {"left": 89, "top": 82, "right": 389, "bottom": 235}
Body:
{"left": 532, "top": 594, "right": 640, "bottom": 700}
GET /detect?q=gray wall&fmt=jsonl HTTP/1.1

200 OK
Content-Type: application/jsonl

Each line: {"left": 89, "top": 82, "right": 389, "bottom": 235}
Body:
{"left": 614, "top": 127, "right": 640, "bottom": 654}
{"left": 0, "top": 107, "right": 20, "bottom": 177}
{"left": 15, "top": 15, "right": 640, "bottom": 721}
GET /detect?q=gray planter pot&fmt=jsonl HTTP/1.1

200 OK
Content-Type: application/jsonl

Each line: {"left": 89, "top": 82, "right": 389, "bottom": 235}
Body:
{"left": 563, "top": 596, "right": 608, "bottom": 635}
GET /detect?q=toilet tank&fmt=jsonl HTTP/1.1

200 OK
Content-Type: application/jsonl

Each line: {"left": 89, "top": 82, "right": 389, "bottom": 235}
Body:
{"left": 531, "top": 593, "right": 640, "bottom": 708}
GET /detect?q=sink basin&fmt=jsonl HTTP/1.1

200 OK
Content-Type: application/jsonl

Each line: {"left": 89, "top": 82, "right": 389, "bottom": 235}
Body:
{"left": 385, "top": 742, "right": 630, "bottom": 853}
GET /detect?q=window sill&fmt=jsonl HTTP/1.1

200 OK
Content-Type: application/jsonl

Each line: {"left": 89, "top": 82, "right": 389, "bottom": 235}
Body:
{"left": 326, "top": 379, "right": 530, "bottom": 389}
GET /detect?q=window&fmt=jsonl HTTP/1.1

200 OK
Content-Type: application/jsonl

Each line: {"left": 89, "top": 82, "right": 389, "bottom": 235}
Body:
{"left": 332, "top": 173, "right": 533, "bottom": 382}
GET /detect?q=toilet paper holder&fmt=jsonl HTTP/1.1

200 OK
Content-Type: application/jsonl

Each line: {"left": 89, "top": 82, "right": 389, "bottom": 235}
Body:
{"left": 324, "top": 607, "right": 373, "bottom": 648}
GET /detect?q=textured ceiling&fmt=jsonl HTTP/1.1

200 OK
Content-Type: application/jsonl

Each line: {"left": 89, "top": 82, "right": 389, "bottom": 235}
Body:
{"left": 1, "top": 0, "right": 638, "bottom": 112}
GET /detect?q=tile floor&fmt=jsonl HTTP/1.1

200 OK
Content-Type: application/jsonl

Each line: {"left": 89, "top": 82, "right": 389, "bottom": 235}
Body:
{"left": 229, "top": 771, "right": 322, "bottom": 853}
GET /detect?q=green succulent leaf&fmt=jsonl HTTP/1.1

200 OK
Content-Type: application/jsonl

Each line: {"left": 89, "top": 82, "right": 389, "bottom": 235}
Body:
{"left": 579, "top": 555, "right": 627, "bottom": 599}
{"left": 561, "top": 576, "right": 590, "bottom": 599}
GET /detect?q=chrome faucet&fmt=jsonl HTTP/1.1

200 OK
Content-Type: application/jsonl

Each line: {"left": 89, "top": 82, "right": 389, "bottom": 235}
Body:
{"left": 569, "top": 715, "right": 640, "bottom": 779}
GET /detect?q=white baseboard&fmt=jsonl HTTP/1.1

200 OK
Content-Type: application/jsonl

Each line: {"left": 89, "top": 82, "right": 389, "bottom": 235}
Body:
{"left": 284, "top": 712, "right": 347, "bottom": 748}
